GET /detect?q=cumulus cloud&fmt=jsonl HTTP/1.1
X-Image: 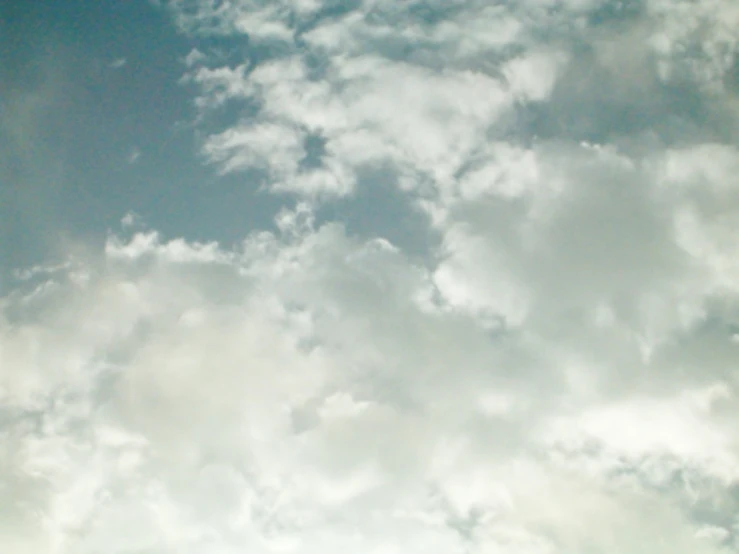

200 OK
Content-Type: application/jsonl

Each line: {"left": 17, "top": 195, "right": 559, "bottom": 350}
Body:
{"left": 4, "top": 0, "right": 739, "bottom": 552}
{"left": 2, "top": 204, "right": 739, "bottom": 552}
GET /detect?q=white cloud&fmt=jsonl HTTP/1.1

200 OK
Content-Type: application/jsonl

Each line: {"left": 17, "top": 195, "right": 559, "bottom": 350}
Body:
{"left": 127, "top": 147, "right": 141, "bottom": 164}
{"left": 191, "top": 51, "right": 513, "bottom": 196}
{"left": 109, "top": 58, "right": 127, "bottom": 69}
{"left": 179, "top": 0, "right": 554, "bottom": 196}
{"left": 5, "top": 0, "right": 739, "bottom": 552}
{"left": 648, "top": 0, "right": 739, "bottom": 91}
{"left": 3, "top": 208, "right": 739, "bottom": 552}
{"left": 183, "top": 47, "right": 207, "bottom": 67}
{"left": 503, "top": 50, "right": 569, "bottom": 103}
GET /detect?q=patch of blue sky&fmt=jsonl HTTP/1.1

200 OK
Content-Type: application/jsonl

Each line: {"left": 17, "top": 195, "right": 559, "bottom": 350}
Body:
{"left": 1, "top": 0, "right": 284, "bottom": 291}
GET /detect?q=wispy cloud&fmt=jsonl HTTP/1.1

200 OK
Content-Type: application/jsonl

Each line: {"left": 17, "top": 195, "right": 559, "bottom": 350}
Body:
{"left": 127, "top": 146, "right": 141, "bottom": 164}
{"left": 109, "top": 57, "right": 127, "bottom": 69}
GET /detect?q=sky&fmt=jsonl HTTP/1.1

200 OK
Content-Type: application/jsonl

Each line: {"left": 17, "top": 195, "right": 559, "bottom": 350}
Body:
{"left": 2, "top": 0, "right": 739, "bottom": 552}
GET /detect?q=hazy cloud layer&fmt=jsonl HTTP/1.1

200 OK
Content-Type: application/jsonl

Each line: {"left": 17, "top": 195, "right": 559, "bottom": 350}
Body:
{"left": 3, "top": 0, "right": 739, "bottom": 552}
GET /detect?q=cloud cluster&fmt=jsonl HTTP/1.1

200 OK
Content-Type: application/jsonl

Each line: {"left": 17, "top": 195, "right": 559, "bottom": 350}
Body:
{"left": 179, "top": 0, "right": 739, "bottom": 192}
{"left": 3, "top": 201, "right": 739, "bottom": 553}
{"left": 3, "top": 0, "right": 739, "bottom": 552}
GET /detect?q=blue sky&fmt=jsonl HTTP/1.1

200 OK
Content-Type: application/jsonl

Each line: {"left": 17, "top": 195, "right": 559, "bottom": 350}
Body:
{"left": 3, "top": 0, "right": 739, "bottom": 552}
{"left": 2, "top": 0, "right": 284, "bottom": 288}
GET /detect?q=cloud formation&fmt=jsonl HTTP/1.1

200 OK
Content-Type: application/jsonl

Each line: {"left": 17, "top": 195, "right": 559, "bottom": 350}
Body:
{"left": 3, "top": 0, "right": 739, "bottom": 552}
{"left": 3, "top": 205, "right": 738, "bottom": 553}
